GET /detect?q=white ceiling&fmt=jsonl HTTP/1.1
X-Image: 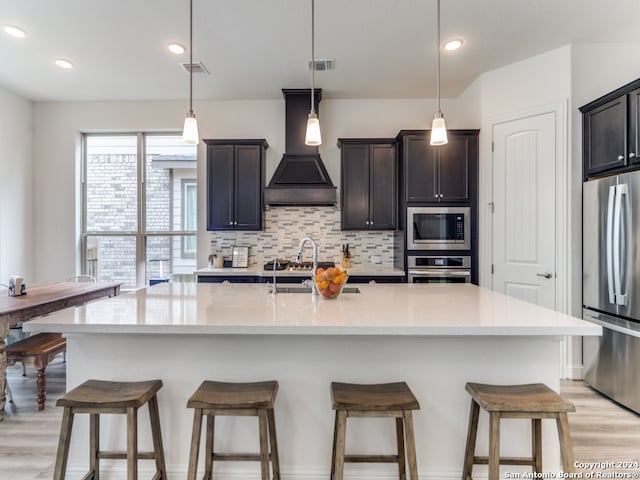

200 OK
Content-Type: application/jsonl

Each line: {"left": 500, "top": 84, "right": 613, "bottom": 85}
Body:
{"left": 1, "top": 0, "right": 639, "bottom": 102}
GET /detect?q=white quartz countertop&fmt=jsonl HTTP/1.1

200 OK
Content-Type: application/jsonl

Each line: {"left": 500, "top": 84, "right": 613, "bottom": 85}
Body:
{"left": 24, "top": 283, "right": 601, "bottom": 337}
{"left": 194, "top": 265, "right": 405, "bottom": 277}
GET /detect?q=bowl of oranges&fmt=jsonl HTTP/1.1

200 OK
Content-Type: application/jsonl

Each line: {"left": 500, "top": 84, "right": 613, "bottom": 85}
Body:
{"left": 314, "top": 266, "right": 349, "bottom": 299}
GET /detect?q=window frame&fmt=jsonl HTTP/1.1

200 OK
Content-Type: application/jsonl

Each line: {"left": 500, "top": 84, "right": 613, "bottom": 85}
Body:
{"left": 181, "top": 179, "right": 197, "bottom": 258}
{"left": 81, "top": 132, "right": 197, "bottom": 289}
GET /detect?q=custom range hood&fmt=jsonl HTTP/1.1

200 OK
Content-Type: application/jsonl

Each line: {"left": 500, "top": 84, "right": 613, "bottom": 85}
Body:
{"left": 265, "top": 89, "right": 337, "bottom": 206}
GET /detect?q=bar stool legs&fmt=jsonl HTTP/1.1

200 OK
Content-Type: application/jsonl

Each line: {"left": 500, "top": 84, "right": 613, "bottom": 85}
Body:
{"left": 462, "top": 382, "right": 576, "bottom": 480}
{"left": 53, "top": 379, "right": 166, "bottom": 480}
{"left": 186, "top": 380, "right": 280, "bottom": 480}
{"left": 330, "top": 382, "right": 421, "bottom": 480}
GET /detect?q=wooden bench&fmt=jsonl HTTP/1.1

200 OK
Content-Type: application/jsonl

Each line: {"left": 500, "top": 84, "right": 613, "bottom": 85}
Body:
{"left": 6, "top": 332, "right": 66, "bottom": 410}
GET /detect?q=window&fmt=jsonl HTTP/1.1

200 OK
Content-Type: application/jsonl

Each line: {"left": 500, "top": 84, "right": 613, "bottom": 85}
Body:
{"left": 182, "top": 180, "right": 197, "bottom": 256}
{"left": 82, "top": 134, "right": 197, "bottom": 289}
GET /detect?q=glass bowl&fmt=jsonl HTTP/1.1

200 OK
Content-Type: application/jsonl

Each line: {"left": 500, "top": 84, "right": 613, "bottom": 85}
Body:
{"left": 314, "top": 267, "right": 349, "bottom": 299}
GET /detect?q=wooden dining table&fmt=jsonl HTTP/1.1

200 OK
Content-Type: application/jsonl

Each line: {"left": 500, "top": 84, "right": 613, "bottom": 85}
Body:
{"left": 0, "top": 281, "right": 121, "bottom": 420}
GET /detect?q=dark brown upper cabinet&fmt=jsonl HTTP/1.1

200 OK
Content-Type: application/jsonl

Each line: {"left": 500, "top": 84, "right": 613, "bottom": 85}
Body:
{"left": 581, "top": 78, "right": 640, "bottom": 179}
{"left": 338, "top": 139, "right": 397, "bottom": 230}
{"left": 397, "top": 130, "right": 478, "bottom": 203}
{"left": 205, "top": 139, "right": 267, "bottom": 231}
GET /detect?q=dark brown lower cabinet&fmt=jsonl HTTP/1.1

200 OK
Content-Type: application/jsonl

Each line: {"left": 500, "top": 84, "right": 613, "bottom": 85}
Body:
{"left": 205, "top": 139, "right": 267, "bottom": 231}
{"left": 338, "top": 139, "right": 397, "bottom": 230}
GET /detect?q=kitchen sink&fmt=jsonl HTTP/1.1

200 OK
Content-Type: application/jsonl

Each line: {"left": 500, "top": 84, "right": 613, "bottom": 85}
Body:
{"left": 269, "top": 286, "right": 361, "bottom": 294}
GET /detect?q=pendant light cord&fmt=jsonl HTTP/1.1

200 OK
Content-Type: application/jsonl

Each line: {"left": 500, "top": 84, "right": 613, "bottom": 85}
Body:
{"left": 310, "top": 0, "right": 315, "bottom": 114}
{"left": 436, "top": 0, "right": 441, "bottom": 114}
{"left": 189, "top": 0, "right": 194, "bottom": 115}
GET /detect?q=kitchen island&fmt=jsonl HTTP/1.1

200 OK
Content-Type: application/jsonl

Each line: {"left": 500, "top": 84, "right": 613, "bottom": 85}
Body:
{"left": 25, "top": 283, "right": 600, "bottom": 480}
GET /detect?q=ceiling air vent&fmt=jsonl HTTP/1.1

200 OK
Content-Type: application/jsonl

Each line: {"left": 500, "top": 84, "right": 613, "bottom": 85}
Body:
{"left": 180, "top": 62, "right": 209, "bottom": 74}
{"left": 307, "top": 59, "right": 334, "bottom": 71}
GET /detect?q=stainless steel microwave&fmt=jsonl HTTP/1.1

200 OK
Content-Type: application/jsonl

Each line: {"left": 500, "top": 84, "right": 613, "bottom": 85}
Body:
{"left": 407, "top": 206, "right": 470, "bottom": 250}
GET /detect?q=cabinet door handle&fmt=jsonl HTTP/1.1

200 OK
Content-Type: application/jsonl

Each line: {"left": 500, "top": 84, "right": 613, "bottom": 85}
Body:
{"left": 618, "top": 155, "right": 625, "bottom": 160}
{"left": 370, "top": 220, "right": 374, "bottom": 226}
{"left": 434, "top": 194, "right": 438, "bottom": 199}
{"left": 365, "top": 221, "right": 369, "bottom": 225}
{"left": 630, "top": 152, "right": 636, "bottom": 158}
{"left": 229, "top": 221, "right": 233, "bottom": 225}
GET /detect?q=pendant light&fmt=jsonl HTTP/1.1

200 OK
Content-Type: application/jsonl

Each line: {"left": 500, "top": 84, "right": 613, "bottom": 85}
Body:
{"left": 182, "top": 0, "right": 199, "bottom": 145}
{"left": 305, "top": 0, "right": 322, "bottom": 146}
{"left": 430, "top": 0, "right": 448, "bottom": 146}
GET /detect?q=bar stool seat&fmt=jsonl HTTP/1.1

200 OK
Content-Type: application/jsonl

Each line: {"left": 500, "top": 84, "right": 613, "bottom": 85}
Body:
{"left": 53, "top": 379, "right": 166, "bottom": 480}
{"left": 57, "top": 379, "right": 162, "bottom": 408}
{"left": 330, "top": 381, "right": 420, "bottom": 480}
{"left": 186, "top": 380, "right": 280, "bottom": 480}
{"left": 462, "top": 382, "right": 576, "bottom": 480}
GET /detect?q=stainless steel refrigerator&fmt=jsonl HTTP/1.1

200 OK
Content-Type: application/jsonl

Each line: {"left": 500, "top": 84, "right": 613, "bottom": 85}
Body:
{"left": 583, "top": 171, "right": 640, "bottom": 413}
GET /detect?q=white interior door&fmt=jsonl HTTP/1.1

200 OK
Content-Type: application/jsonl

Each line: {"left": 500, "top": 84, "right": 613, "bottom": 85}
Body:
{"left": 492, "top": 112, "right": 557, "bottom": 308}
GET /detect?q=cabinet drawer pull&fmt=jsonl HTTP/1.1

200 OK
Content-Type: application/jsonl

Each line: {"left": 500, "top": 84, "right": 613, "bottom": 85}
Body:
{"left": 618, "top": 155, "right": 625, "bottom": 160}
{"left": 630, "top": 152, "right": 636, "bottom": 158}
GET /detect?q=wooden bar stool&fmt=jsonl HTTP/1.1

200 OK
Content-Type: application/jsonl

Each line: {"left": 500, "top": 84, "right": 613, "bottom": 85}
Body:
{"left": 462, "top": 382, "right": 576, "bottom": 480}
{"left": 186, "top": 380, "right": 280, "bottom": 480}
{"left": 53, "top": 379, "right": 166, "bottom": 480}
{"left": 330, "top": 381, "right": 420, "bottom": 480}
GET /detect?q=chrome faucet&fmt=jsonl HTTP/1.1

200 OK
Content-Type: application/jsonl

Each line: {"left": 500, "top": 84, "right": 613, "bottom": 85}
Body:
{"left": 272, "top": 258, "right": 278, "bottom": 296}
{"left": 296, "top": 237, "right": 318, "bottom": 295}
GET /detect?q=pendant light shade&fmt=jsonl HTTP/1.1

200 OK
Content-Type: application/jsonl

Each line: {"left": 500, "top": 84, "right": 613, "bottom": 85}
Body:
{"left": 430, "top": 112, "right": 448, "bottom": 146}
{"left": 182, "top": 0, "right": 199, "bottom": 145}
{"left": 429, "top": 0, "right": 448, "bottom": 146}
{"left": 305, "top": 111, "right": 322, "bottom": 146}
{"left": 305, "top": 0, "right": 322, "bottom": 146}
{"left": 183, "top": 113, "right": 199, "bottom": 144}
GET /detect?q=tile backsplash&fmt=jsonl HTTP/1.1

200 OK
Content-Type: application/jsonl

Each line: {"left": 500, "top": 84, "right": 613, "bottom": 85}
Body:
{"left": 209, "top": 207, "right": 394, "bottom": 267}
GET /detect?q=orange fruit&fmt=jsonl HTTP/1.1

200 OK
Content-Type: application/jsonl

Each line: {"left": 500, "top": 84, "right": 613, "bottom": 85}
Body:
{"left": 316, "top": 267, "right": 325, "bottom": 275}
{"left": 319, "top": 280, "right": 329, "bottom": 290}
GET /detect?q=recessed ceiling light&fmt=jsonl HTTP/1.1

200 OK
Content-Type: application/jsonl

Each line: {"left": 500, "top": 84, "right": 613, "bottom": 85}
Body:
{"left": 168, "top": 43, "right": 185, "bottom": 55}
{"left": 443, "top": 39, "right": 464, "bottom": 51}
{"left": 55, "top": 59, "right": 73, "bottom": 69}
{"left": 3, "top": 25, "right": 27, "bottom": 38}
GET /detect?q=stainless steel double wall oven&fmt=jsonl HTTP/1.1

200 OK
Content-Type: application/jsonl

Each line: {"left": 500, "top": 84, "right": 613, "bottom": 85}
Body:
{"left": 406, "top": 206, "right": 472, "bottom": 283}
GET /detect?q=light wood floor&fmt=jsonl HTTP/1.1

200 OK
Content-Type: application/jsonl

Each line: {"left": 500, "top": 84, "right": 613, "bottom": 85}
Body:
{"left": 1, "top": 369, "right": 639, "bottom": 479}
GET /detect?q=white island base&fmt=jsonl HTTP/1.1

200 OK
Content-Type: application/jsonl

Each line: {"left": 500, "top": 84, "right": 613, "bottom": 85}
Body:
{"left": 62, "top": 333, "right": 565, "bottom": 480}
{"left": 26, "top": 284, "right": 599, "bottom": 479}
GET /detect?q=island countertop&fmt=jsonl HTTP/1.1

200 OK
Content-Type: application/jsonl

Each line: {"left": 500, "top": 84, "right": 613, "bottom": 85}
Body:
{"left": 24, "top": 283, "right": 601, "bottom": 337}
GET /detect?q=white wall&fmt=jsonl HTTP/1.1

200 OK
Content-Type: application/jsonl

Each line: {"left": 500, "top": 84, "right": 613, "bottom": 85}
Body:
{"left": 474, "top": 46, "right": 577, "bottom": 376}
{"left": 0, "top": 86, "right": 34, "bottom": 284}
{"left": 477, "top": 45, "right": 572, "bottom": 292}
{"left": 31, "top": 95, "right": 480, "bottom": 281}
{"left": 480, "top": 45, "right": 572, "bottom": 120}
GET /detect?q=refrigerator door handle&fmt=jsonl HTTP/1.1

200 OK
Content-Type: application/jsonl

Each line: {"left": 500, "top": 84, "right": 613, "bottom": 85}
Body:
{"left": 606, "top": 185, "right": 616, "bottom": 304}
{"left": 613, "top": 184, "right": 627, "bottom": 306}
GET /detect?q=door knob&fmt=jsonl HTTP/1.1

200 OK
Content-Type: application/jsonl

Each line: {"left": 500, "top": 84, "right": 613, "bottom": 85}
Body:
{"left": 536, "top": 272, "right": 553, "bottom": 279}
